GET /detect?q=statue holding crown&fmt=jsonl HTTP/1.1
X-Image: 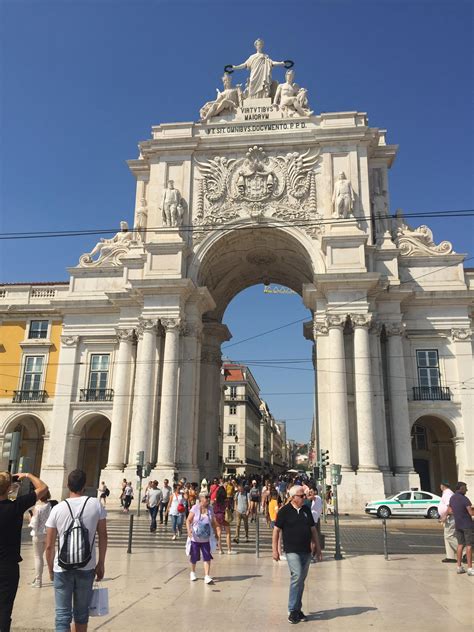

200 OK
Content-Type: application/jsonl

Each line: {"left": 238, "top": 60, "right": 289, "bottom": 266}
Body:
{"left": 230, "top": 38, "right": 286, "bottom": 99}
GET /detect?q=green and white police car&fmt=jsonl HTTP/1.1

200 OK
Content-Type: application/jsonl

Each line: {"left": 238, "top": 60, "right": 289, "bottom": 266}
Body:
{"left": 365, "top": 489, "right": 441, "bottom": 519}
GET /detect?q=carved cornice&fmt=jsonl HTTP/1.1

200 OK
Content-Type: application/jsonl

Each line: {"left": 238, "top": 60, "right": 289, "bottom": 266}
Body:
{"left": 116, "top": 328, "right": 135, "bottom": 343}
{"left": 325, "top": 314, "right": 346, "bottom": 329}
{"left": 451, "top": 328, "right": 472, "bottom": 342}
{"left": 351, "top": 314, "right": 372, "bottom": 329}
{"left": 60, "top": 335, "right": 79, "bottom": 347}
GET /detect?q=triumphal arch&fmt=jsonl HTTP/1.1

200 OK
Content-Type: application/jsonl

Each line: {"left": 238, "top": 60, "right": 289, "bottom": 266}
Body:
{"left": 15, "top": 40, "right": 470, "bottom": 507}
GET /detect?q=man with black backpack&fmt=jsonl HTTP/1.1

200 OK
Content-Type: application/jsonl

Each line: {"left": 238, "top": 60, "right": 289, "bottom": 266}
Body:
{"left": 45, "top": 469, "right": 107, "bottom": 632}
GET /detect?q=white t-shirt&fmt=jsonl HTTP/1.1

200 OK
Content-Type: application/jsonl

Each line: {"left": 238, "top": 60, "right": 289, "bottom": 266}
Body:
{"left": 46, "top": 496, "right": 106, "bottom": 573}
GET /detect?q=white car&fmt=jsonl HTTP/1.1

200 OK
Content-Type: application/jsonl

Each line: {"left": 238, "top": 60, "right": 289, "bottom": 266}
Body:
{"left": 365, "top": 489, "right": 441, "bottom": 519}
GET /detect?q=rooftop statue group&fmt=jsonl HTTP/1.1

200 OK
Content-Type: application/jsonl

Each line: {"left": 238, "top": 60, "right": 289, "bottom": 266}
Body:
{"left": 200, "top": 39, "right": 312, "bottom": 121}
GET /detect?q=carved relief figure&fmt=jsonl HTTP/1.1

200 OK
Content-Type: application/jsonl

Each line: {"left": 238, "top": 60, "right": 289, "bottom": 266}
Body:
{"left": 200, "top": 74, "right": 242, "bottom": 121}
{"left": 134, "top": 197, "right": 148, "bottom": 240}
{"left": 161, "top": 180, "right": 183, "bottom": 227}
{"left": 230, "top": 38, "right": 285, "bottom": 99}
{"left": 332, "top": 172, "right": 355, "bottom": 218}
{"left": 371, "top": 169, "right": 391, "bottom": 239}
{"left": 274, "top": 69, "right": 312, "bottom": 117}
{"left": 79, "top": 221, "right": 133, "bottom": 266}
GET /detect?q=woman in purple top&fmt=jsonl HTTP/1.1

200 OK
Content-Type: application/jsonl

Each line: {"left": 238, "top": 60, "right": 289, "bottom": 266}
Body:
{"left": 186, "top": 492, "right": 217, "bottom": 584}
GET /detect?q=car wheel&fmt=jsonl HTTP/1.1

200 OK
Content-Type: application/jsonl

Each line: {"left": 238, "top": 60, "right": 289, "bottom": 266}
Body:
{"left": 377, "top": 506, "right": 391, "bottom": 519}
{"left": 427, "top": 507, "right": 439, "bottom": 519}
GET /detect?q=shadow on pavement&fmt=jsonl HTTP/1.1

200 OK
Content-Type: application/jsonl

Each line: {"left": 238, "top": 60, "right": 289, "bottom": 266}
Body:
{"left": 215, "top": 574, "right": 263, "bottom": 582}
{"left": 309, "top": 606, "right": 378, "bottom": 620}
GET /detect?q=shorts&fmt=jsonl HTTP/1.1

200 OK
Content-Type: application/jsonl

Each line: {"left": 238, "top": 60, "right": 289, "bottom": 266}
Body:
{"left": 455, "top": 528, "right": 474, "bottom": 546}
{"left": 189, "top": 541, "right": 213, "bottom": 564}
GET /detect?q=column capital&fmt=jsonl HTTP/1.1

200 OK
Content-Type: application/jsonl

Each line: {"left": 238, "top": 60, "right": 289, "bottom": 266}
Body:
{"left": 60, "top": 335, "right": 79, "bottom": 347}
{"left": 182, "top": 322, "right": 202, "bottom": 338}
{"left": 313, "top": 320, "right": 328, "bottom": 337}
{"left": 201, "top": 348, "right": 222, "bottom": 366}
{"left": 351, "top": 314, "right": 372, "bottom": 329}
{"left": 161, "top": 317, "right": 182, "bottom": 333}
{"left": 115, "top": 327, "right": 135, "bottom": 342}
{"left": 385, "top": 322, "right": 405, "bottom": 337}
{"left": 451, "top": 328, "right": 472, "bottom": 342}
{"left": 369, "top": 320, "right": 383, "bottom": 336}
{"left": 325, "top": 314, "right": 346, "bottom": 329}
{"left": 137, "top": 318, "right": 159, "bottom": 338}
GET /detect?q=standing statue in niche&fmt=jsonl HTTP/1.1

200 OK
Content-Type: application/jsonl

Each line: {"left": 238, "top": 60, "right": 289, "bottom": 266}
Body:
{"left": 230, "top": 38, "right": 286, "bottom": 99}
{"left": 200, "top": 74, "right": 243, "bottom": 121}
{"left": 371, "top": 169, "right": 391, "bottom": 238}
{"left": 161, "top": 180, "right": 184, "bottom": 227}
{"left": 332, "top": 172, "right": 355, "bottom": 218}
{"left": 134, "top": 197, "right": 148, "bottom": 240}
{"left": 274, "top": 69, "right": 313, "bottom": 117}
{"left": 79, "top": 221, "right": 133, "bottom": 266}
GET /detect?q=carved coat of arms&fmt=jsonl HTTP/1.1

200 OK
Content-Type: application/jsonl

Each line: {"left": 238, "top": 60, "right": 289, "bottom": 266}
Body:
{"left": 194, "top": 146, "right": 321, "bottom": 239}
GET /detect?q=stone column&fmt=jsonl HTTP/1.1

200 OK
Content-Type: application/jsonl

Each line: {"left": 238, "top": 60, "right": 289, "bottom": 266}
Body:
{"left": 42, "top": 335, "right": 80, "bottom": 499}
{"left": 129, "top": 318, "right": 158, "bottom": 462}
{"left": 156, "top": 318, "right": 181, "bottom": 469}
{"left": 369, "top": 322, "right": 390, "bottom": 471}
{"left": 106, "top": 328, "right": 135, "bottom": 469}
{"left": 451, "top": 328, "right": 473, "bottom": 482}
{"left": 326, "top": 315, "right": 351, "bottom": 469}
{"left": 386, "top": 323, "right": 414, "bottom": 474}
{"left": 352, "top": 314, "right": 378, "bottom": 470}
{"left": 176, "top": 322, "right": 202, "bottom": 480}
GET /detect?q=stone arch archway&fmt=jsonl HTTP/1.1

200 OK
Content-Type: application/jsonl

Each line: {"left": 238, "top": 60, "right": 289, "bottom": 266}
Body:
{"left": 411, "top": 414, "right": 457, "bottom": 493}
{"left": 187, "top": 224, "right": 317, "bottom": 479}
{"left": 74, "top": 413, "right": 111, "bottom": 496}
{"left": 1, "top": 413, "right": 45, "bottom": 474}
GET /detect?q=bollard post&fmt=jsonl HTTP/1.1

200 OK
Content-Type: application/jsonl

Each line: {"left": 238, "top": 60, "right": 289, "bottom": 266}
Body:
{"left": 255, "top": 513, "right": 260, "bottom": 559}
{"left": 382, "top": 518, "right": 389, "bottom": 560}
{"left": 127, "top": 514, "right": 134, "bottom": 554}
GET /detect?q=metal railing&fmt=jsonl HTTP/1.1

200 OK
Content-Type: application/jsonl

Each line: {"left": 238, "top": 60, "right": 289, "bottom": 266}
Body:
{"left": 12, "top": 390, "right": 47, "bottom": 403}
{"left": 79, "top": 388, "right": 114, "bottom": 402}
{"left": 412, "top": 386, "right": 451, "bottom": 401}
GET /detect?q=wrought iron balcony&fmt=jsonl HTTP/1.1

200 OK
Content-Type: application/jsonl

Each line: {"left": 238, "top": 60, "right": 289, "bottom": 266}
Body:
{"left": 225, "top": 457, "right": 242, "bottom": 463}
{"left": 413, "top": 386, "right": 451, "bottom": 401}
{"left": 79, "top": 388, "right": 114, "bottom": 402}
{"left": 13, "top": 390, "right": 47, "bottom": 403}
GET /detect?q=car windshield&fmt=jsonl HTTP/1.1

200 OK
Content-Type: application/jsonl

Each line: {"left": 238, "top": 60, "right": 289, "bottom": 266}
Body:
{"left": 385, "top": 494, "right": 397, "bottom": 499}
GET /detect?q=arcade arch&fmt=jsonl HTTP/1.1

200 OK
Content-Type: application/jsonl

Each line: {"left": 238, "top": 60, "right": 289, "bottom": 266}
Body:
{"left": 411, "top": 415, "right": 457, "bottom": 493}
{"left": 75, "top": 414, "right": 111, "bottom": 496}
{"left": 2, "top": 413, "right": 45, "bottom": 474}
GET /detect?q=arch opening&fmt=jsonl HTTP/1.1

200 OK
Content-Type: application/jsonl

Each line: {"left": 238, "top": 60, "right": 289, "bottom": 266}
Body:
{"left": 77, "top": 415, "right": 111, "bottom": 496}
{"left": 411, "top": 415, "right": 457, "bottom": 493}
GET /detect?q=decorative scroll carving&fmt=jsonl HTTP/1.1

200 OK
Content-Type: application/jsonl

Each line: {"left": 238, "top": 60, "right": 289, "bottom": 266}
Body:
{"left": 79, "top": 221, "right": 134, "bottom": 267}
{"left": 451, "top": 328, "right": 472, "bottom": 342}
{"left": 137, "top": 318, "right": 158, "bottom": 338}
{"left": 385, "top": 322, "right": 405, "bottom": 337}
{"left": 393, "top": 210, "right": 453, "bottom": 256}
{"left": 313, "top": 321, "right": 329, "bottom": 337}
{"left": 194, "top": 146, "right": 321, "bottom": 233}
{"left": 61, "top": 335, "right": 79, "bottom": 347}
{"left": 351, "top": 314, "right": 372, "bottom": 329}
{"left": 116, "top": 328, "right": 135, "bottom": 342}
{"left": 161, "top": 318, "right": 182, "bottom": 333}
{"left": 325, "top": 314, "right": 346, "bottom": 329}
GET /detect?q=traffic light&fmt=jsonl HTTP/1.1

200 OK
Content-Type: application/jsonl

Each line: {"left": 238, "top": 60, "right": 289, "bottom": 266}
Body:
{"left": 136, "top": 451, "right": 144, "bottom": 467}
{"left": 136, "top": 464, "right": 143, "bottom": 478}
{"left": 2, "top": 432, "right": 21, "bottom": 462}
{"left": 331, "top": 463, "right": 342, "bottom": 486}
{"left": 319, "top": 449, "right": 330, "bottom": 478}
{"left": 18, "top": 456, "right": 33, "bottom": 473}
{"left": 142, "top": 463, "right": 152, "bottom": 478}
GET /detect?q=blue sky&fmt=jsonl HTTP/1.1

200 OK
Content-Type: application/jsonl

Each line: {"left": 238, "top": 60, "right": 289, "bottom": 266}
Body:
{"left": 1, "top": 0, "right": 473, "bottom": 442}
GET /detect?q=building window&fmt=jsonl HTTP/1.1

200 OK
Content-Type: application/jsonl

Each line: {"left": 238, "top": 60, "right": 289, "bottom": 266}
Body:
{"left": 229, "top": 404, "right": 237, "bottom": 415}
{"left": 22, "top": 356, "right": 44, "bottom": 391}
{"left": 230, "top": 385, "right": 237, "bottom": 398}
{"left": 228, "top": 423, "right": 237, "bottom": 436}
{"left": 411, "top": 424, "right": 427, "bottom": 451}
{"left": 28, "top": 320, "right": 48, "bottom": 339}
{"left": 88, "top": 354, "right": 110, "bottom": 391}
{"left": 228, "top": 445, "right": 236, "bottom": 459}
{"left": 416, "top": 350, "right": 440, "bottom": 388}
